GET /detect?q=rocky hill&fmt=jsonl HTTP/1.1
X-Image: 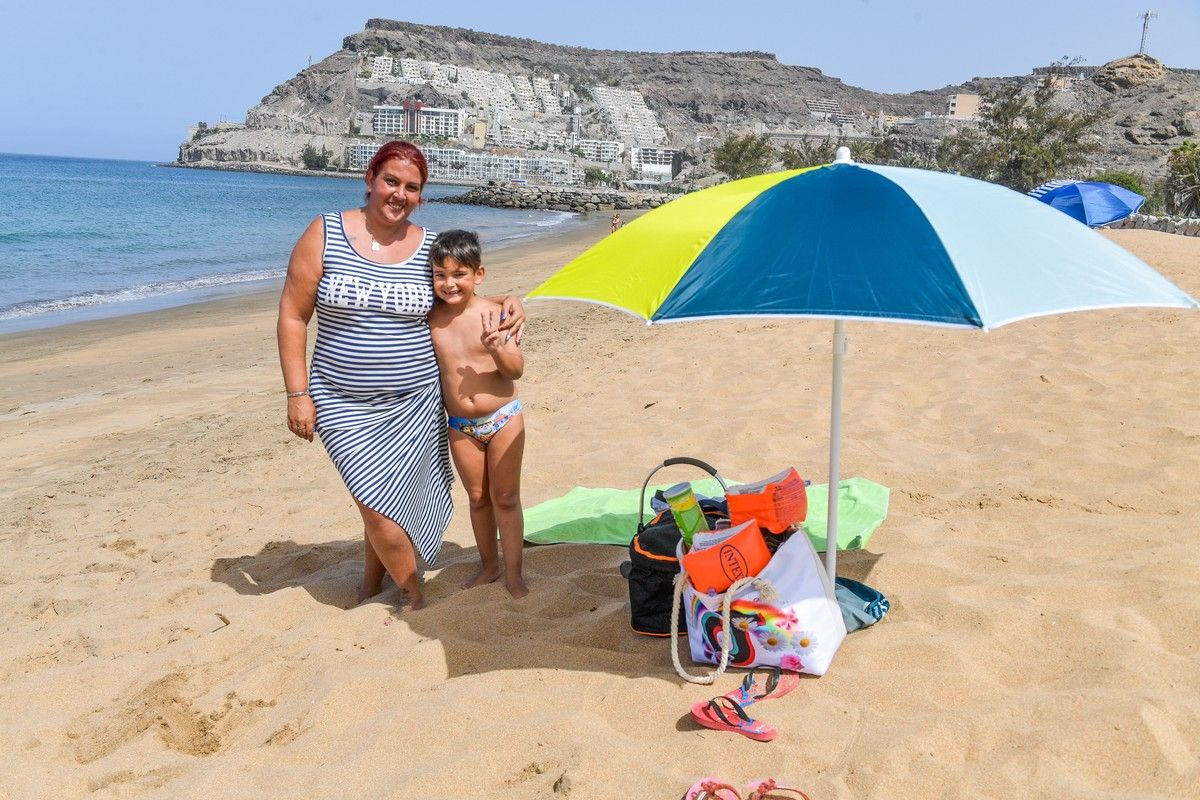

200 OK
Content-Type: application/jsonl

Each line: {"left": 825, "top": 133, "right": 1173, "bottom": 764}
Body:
{"left": 176, "top": 19, "right": 1199, "bottom": 184}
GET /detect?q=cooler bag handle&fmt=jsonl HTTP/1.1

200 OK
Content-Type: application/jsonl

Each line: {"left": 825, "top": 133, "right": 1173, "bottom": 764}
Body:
{"left": 637, "top": 457, "right": 729, "bottom": 531}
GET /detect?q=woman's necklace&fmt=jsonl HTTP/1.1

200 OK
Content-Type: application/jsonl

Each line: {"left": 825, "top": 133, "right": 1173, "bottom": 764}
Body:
{"left": 367, "top": 222, "right": 392, "bottom": 251}
{"left": 366, "top": 213, "right": 402, "bottom": 252}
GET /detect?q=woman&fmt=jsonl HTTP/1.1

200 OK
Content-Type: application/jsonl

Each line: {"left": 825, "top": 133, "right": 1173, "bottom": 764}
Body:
{"left": 277, "top": 140, "right": 524, "bottom": 609}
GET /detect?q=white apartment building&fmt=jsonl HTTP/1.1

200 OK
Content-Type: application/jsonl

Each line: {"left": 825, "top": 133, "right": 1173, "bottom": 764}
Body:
{"left": 424, "top": 147, "right": 577, "bottom": 185}
{"left": 372, "top": 106, "right": 408, "bottom": 136}
{"left": 533, "top": 76, "right": 563, "bottom": 114}
{"left": 370, "top": 56, "right": 395, "bottom": 81}
{"left": 372, "top": 105, "right": 467, "bottom": 138}
{"left": 590, "top": 85, "right": 668, "bottom": 145}
{"left": 510, "top": 74, "right": 537, "bottom": 112}
{"left": 418, "top": 107, "right": 467, "bottom": 138}
{"left": 398, "top": 58, "right": 422, "bottom": 81}
{"left": 348, "top": 141, "right": 380, "bottom": 170}
{"left": 631, "top": 146, "right": 678, "bottom": 177}
{"left": 490, "top": 124, "right": 568, "bottom": 150}
{"left": 572, "top": 136, "right": 624, "bottom": 162}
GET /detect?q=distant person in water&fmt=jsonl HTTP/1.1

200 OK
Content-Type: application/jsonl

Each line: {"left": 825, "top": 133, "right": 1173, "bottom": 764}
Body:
{"left": 427, "top": 230, "right": 528, "bottom": 599}
{"left": 611, "top": 212, "right": 622, "bottom": 233}
{"left": 276, "top": 140, "right": 525, "bottom": 609}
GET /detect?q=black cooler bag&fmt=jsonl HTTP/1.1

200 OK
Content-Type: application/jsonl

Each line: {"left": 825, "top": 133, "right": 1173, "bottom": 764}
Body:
{"left": 621, "top": 499, "right": 728, "bottom": 636}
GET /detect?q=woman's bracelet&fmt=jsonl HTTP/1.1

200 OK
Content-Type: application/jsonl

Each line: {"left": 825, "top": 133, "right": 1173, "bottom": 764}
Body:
{"left": 286, "top": 389, "right": 310, "bottom": 398}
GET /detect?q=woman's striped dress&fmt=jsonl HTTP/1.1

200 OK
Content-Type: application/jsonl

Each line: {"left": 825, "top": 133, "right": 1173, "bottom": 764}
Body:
{"left": 309, "top": 212, "right": 453, "bottom": 566}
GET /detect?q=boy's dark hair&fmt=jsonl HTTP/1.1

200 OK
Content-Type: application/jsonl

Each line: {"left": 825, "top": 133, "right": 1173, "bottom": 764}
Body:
{"left": 430, "top": 229, "right": 482, "bottom": 269}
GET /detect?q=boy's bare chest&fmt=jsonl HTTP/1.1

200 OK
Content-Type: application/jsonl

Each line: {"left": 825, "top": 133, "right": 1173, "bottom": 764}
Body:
{"left": 431, "top": 313, "right": 489, "bottom": 361}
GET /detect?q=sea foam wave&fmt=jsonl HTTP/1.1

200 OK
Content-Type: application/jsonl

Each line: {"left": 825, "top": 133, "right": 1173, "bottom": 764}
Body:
{"left": 0, "top": 268, "right": 286, "bottom": 320}
{"left": 485, "top": 210, "right": 579, "bottom": 241}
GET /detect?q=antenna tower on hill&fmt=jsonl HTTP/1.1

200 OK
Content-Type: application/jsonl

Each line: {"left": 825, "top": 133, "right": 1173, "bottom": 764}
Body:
{"left": 1137, "top": 9, "right": 1157, "bottom": 55}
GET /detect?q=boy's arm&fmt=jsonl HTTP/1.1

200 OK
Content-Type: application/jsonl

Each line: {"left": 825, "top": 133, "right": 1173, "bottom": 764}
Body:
{"left": 491, "top": 338, "right": 524, "bottom": 379}
{"left": 480, "top": 308, "right": 524, "bottom": 379}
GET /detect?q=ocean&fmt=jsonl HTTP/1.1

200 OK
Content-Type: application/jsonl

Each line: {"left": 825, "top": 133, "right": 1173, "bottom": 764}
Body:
{"left": 0, "top": 153, "right": 588, "bottom": 333}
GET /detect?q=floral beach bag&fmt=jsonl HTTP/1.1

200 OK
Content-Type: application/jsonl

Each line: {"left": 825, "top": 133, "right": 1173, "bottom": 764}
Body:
{"left": 670, "top": 528, "right": 847, "bottom": 683}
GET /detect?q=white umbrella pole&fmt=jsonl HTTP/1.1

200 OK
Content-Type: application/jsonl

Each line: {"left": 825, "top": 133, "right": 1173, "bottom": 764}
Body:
{"left": 825, "top": 319, "right": 846, "bottom": 580}
{"left": 825, "top": 145, "right": 853, "bottom": 582}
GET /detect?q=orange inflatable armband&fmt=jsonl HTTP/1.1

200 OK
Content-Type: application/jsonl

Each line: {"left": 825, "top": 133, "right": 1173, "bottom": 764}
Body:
{"left": 682, "top": 519, "right": 772, "bottom": 595}
{"left": 726, "top": 467, "right": 807, "bottom": 534}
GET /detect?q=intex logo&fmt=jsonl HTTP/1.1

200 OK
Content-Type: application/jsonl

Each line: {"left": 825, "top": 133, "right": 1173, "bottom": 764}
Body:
{"left": 719, "top": 544, "right": 748, "bottom": 581}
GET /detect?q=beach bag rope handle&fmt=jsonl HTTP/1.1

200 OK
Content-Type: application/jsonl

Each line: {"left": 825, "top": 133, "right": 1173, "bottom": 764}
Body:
{"left": 670, "top": 571, "right": 779, "bottom": 684}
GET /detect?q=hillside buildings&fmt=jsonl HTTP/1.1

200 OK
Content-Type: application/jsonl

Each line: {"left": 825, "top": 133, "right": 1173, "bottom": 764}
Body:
{"left": 352, "top": 53, "right": 678, "bottom": 186}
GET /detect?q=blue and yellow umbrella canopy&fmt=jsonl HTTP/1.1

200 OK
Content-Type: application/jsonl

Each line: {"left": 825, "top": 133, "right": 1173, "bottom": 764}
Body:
{"left": 529, "top": 162, "right": 1196, "bottom": 329}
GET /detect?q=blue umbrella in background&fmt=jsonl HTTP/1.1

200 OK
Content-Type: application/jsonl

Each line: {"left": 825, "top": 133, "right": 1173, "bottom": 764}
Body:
{"left": 1028, "top": 179, "right": 1146, "bottom": 227}
{"left": 530, "top": 149, "right": 1197, "bottom": 580}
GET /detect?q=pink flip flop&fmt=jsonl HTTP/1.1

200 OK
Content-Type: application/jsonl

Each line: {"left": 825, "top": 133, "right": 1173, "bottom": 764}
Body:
{"left": 682, "top": 778, "right": 742, "bottom": 800}
{"left": 689, "top": 696, "right": 777, "bottom": 743}
{"left": 746, "top": 779, "right": 812, "bottom": 800}
{"left": 723, "top": 668, "right": 801, "bottom": 709}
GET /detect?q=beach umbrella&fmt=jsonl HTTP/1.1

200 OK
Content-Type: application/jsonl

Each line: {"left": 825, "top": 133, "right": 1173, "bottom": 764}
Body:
{"left": 527, "top": 149, "right": 1198, "bottom": 580}
{"left": 1028, "top": 179, "right": 1146, "bottom": 227}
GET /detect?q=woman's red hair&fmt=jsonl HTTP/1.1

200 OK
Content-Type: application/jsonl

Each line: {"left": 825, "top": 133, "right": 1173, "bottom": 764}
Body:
{"left": 365, "top": 140, "right": 429, "bottom": 187}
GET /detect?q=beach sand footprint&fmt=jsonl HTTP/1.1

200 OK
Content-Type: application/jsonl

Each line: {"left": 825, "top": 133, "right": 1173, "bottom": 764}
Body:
{"left": 68, "top": 670, "right": 274, "bottom": 764}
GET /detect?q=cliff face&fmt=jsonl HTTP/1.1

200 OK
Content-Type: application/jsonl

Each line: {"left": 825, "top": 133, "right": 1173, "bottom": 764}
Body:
{"left": 346, "top": 19, "right": 956, "bottom": 126}
{"left": 177, "top": 18, "right": 1200, "bottom": 182}
{"left": 246, "top": 51, "right": 360, "bottom": 134}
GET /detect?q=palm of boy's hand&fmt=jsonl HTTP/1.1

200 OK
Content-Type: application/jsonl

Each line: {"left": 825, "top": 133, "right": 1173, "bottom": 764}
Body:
{"left": 480, "top": 310, "right": 504, "bottom": 351}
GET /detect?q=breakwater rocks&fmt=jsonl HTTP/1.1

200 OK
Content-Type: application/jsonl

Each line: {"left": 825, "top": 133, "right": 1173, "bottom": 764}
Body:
{"left": 435, "top": 184, "right": 675, "bottom": 213}
{"left": 1108, "top": 213, "right": 1200, "bottom": 237}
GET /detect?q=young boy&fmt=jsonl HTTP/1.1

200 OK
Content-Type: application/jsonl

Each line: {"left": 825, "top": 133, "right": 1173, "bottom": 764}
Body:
{"left": 427, "top": 230, "right": 528, "bottom": 598}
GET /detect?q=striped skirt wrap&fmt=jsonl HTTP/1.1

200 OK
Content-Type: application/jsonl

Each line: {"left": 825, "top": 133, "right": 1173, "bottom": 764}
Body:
{"left": 317, "top": 380, "right": 453, "bottom": 566}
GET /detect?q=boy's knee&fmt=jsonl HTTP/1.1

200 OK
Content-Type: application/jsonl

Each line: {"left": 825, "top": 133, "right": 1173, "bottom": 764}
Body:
{"left": 490, "top": 487, "right": 521, "bottom": 512}
{"left": 467, "top": 492, "right": 492, "bottom": 512}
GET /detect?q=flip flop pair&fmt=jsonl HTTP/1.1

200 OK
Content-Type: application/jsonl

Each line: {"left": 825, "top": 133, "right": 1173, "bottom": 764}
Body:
{"left": 682, "top": 778, "right": 812, "bottom": 800}
{"left": 689, "top": 668, "right": 800, "bottom": 743}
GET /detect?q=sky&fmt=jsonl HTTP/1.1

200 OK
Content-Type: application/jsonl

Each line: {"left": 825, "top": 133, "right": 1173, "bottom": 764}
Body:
{"left": 1, "top": 1, "right": 1196, "bottom": 162}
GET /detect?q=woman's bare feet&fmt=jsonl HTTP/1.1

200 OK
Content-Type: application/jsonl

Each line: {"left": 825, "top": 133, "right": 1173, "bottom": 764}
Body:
{"left": 505, "top": 575, "right": 529, "bottom": 599}
{"left": 398, "top": 576, "right": 425, "bottom": 610}
{"left": 461, "top": 563, "right": 501, "bottom": 589}
{"left": 357, "top": 579, "right": 383, "bottom": 605}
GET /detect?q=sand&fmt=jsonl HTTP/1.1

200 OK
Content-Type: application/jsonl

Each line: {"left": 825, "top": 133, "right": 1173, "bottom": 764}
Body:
{"left": 1, "top": 220, "right": 1198, "bottom": 799}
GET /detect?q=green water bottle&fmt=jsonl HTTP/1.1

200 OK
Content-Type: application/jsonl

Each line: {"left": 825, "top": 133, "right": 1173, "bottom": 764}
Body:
{"left": 663, "top": 482, "right": 710, "bottom": 547}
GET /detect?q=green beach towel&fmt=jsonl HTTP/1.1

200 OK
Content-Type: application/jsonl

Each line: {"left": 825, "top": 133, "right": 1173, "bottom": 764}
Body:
{"left": 523, "top": 477, "right": 889, "bottom": 551}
